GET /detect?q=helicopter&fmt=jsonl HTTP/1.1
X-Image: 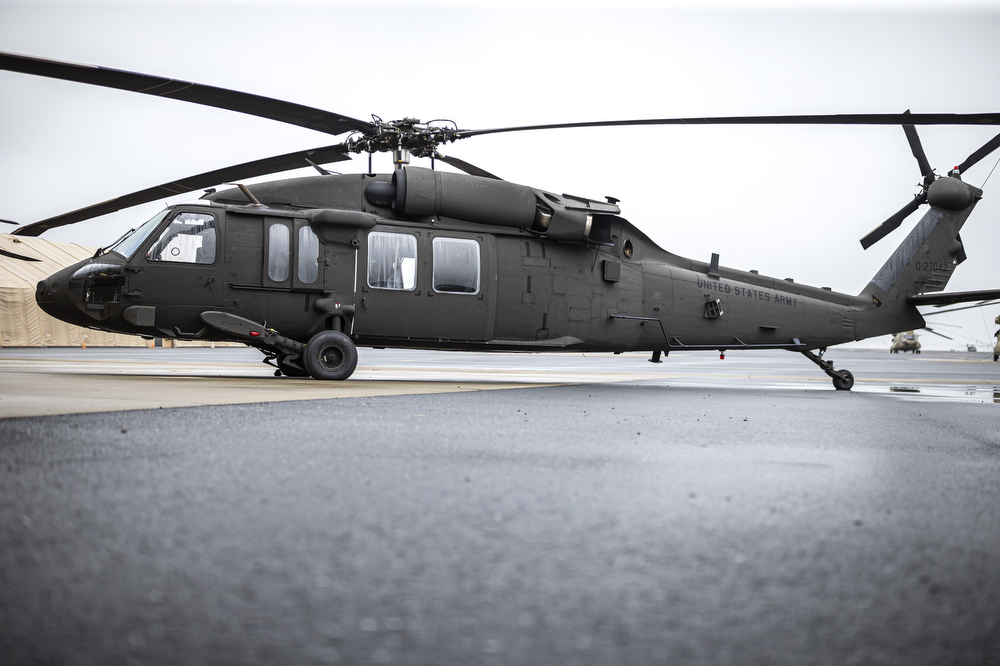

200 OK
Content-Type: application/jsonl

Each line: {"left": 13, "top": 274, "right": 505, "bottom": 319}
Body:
{"left": 994, "top": 314, "right": 1000, "bottom": 363}
{"left": 3, "top": 51, "right": 1000, "bottom": 389}
{"left": 890, "top": 331, "right": 921, "bottom": 354}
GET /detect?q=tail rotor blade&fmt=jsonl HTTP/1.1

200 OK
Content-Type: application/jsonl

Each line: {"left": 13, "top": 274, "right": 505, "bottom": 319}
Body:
{"left": 956, "top": 131, "right": 1000, "bottom": 174}
{"left": 954, "top": 232, "right": 968, "bottom": 265}
{"left": 860, "top": 194, "right": 925, "bottom": 250}
{"left": 902, "top": 111, "right": 934, "bottom": 181}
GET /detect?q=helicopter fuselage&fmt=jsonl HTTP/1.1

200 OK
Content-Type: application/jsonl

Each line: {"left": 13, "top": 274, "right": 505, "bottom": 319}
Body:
{"left": 36, "top": 169, "right": 880, "bottom": 361}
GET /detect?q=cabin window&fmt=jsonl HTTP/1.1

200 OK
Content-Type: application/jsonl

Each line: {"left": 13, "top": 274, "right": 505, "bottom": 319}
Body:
{"left": 298, "top": 226, "right": 320, "bottom": 285}
{"left": 268, "top": 224, "right": 290, "bottom": 282}
{"left": 368, "top": 232, "right": 416, "bottom": 291}
{"left": 432, "top": 237, "right": 480, "bottom": 294}
{"left": 146, "top": 211, "right": 217, "bottom": 264}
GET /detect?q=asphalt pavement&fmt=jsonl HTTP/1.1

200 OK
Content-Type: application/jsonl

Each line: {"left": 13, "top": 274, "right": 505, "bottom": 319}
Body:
{"left": 1, "top": 348, "right": 998, "bottom": 665}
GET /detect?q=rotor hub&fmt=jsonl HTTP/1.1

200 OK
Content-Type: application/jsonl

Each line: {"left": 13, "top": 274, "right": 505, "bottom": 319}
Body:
{"left": 345, "top": 117, "right": 462, "bottom": 158}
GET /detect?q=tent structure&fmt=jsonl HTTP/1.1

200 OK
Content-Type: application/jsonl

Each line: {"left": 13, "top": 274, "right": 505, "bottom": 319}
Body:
{"left": 0, "top": 233, "right": 146, "bottom": 347}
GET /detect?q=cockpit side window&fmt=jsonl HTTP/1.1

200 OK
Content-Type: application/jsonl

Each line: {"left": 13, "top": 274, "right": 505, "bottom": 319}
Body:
{"left": 146, "top": 211, "right": 217, "bottom": 264}
{"left": 368, "top": 231, "right": 417, "bottom": 291}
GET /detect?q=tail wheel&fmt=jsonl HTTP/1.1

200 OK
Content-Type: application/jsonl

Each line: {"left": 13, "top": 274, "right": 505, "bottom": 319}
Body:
{"left": 832, "top": 370, "right": 854, "bottom": 391}
{"left": 304, "top": 331, "right": 358, "bottom": 380}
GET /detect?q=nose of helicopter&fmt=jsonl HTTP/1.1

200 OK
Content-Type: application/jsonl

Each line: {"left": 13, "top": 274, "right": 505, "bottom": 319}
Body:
{"left": 35, "top": 260, "right": 127, "bottom": 327}
{"left": 35, "top": 265, "right": 80, "bottom": 323}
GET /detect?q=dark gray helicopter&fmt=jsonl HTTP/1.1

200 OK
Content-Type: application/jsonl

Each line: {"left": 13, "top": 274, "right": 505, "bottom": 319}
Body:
{"left": 4, "top": 52, "right": 1000, "bottom": 389}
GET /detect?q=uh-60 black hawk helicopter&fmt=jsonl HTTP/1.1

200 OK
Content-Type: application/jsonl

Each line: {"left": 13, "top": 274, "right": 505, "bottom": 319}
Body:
{"left": 4, "top": 51, "right": 1000, "bottom": 389}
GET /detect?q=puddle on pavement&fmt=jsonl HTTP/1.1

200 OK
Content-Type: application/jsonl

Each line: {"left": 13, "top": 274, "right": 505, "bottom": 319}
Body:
{"left": 864, "top": 384, "right": 1000, "bottom": 404}
{"left": 657, "top": 377, "right": 1000, "bottom": 404}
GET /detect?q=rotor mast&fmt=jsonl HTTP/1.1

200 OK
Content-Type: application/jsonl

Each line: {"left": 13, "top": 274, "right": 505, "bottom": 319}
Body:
{"left": 392, "top": 146, "right": 411, "bottom": 170}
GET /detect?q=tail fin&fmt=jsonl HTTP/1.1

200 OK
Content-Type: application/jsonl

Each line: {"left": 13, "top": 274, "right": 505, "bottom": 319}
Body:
{"left": 855, "top": 175, "right": 982, "bottom": 340}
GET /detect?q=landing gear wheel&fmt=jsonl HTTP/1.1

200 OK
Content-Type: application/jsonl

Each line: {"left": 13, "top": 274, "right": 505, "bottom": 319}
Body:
{"left": 304, "top": 331, "right": 358, "bottom": 380}
{"left": 994, "top": 353, "right": 998, "bottom": 362}
{"left": 832, "top": 369, "right": 854, "bottom": 391}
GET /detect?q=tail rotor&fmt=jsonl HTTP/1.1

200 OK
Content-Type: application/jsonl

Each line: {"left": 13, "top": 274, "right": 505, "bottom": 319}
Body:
{"left": 861, "top": 111, "right": 1000, "bottom": 250}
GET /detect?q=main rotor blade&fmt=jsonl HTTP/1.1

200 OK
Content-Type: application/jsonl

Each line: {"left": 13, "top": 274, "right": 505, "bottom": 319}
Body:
{"left": 859, "top": 194, "right": 925, "bottom": 250}
{"left": 434, "top": 153, "right": 502, "bottom": 180}
{"left": 12, "top": 144, "right": 352, "bottom": 237}
{"left": 921, "top": 327, "right": 954, "bottom": 340}
{"left": 0, "top": 248, "right": 41, "bottom": 262}
{"left": 919, "top": 300, "right": 1000, "bottom": 316}
{"left": 456, "top": 112, "right": 1000, "bottom": 140}
{"left": 910, "top": 289, "right": 1000, "bottom": 306}
{"left": 0, "top": 51, "right": 373, "bottom": 137}
{"left": 956, "top": 131, "right": 1000, "bottom": 174}
{"left": 902, "top": 110, "right": 934, "bottom": 181}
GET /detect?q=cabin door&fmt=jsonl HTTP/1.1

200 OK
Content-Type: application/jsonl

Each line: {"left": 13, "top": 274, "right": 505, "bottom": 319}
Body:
{"left": 223, "top": 214, "right": 334, "bottom": 338}
{"left": 222, "top": 213, "right": 265, "bottom": 323}
{"left": 354, "top": 228, "right": 494, "bottom": 341}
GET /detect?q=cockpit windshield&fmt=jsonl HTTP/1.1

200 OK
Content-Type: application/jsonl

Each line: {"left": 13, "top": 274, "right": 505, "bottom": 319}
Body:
{"left": 109, "top": 209, "right": 170, "bottom": 259}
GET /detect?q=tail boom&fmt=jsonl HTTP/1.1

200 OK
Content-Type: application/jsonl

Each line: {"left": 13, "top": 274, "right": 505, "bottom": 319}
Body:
{"left": 855, "top": 177, "right": 981, "bottom": 340}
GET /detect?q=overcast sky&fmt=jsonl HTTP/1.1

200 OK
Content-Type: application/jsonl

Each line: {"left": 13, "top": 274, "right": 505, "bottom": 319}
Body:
{"left": 2, "top": 1, "right": 999, "bottom": 350}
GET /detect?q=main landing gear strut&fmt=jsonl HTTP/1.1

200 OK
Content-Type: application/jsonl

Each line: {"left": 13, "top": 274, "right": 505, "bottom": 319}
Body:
{"left": 263, "top": 330, "right": 358, "bottom": 380}
{"left": 199, "top": 311, "right": 358, "bottom": 380}
{"left": 800, "top": 348, "right": 854, "bottom": 391}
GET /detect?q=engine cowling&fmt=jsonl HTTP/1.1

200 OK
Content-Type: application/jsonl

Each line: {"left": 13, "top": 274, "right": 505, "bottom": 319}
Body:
{"left": 393, "top": 166, "right": 535, "bottom": 227}
{"left": 366, "top": 167, "right": 618, "bottom": 243}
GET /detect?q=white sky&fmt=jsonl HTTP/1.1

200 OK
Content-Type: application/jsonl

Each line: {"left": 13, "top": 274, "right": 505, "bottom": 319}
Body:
{"left": 1, "top": 1, "right": 999, "bottom": 350}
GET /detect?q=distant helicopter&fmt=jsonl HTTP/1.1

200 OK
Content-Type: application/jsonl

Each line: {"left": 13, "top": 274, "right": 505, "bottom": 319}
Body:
{"left": 994, "top": 314, "right": 1000, "bottom": 362}
{"left": 3, "top": 51, "right": 1000, "bottom": 389}
{"left": 890, "top": 331, "right": 921, "bottom": 354}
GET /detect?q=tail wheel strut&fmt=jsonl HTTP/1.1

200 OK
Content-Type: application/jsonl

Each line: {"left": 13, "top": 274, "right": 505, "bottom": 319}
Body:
{"left": 799, "top": 349, "right": 854, "bottom": 391}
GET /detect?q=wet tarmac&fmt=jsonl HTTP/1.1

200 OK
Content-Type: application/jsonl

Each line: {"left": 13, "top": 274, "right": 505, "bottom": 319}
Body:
{"left": 1, "top": 346, "right": 998, "bottom": 418}
{"left": 1, "top": 347, "right": 998, "bottom": 665}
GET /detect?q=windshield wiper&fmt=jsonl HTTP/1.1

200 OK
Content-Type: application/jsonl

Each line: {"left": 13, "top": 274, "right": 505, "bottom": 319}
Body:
{"left": 94, "top": 227, "right": 136, "bottom": 258}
